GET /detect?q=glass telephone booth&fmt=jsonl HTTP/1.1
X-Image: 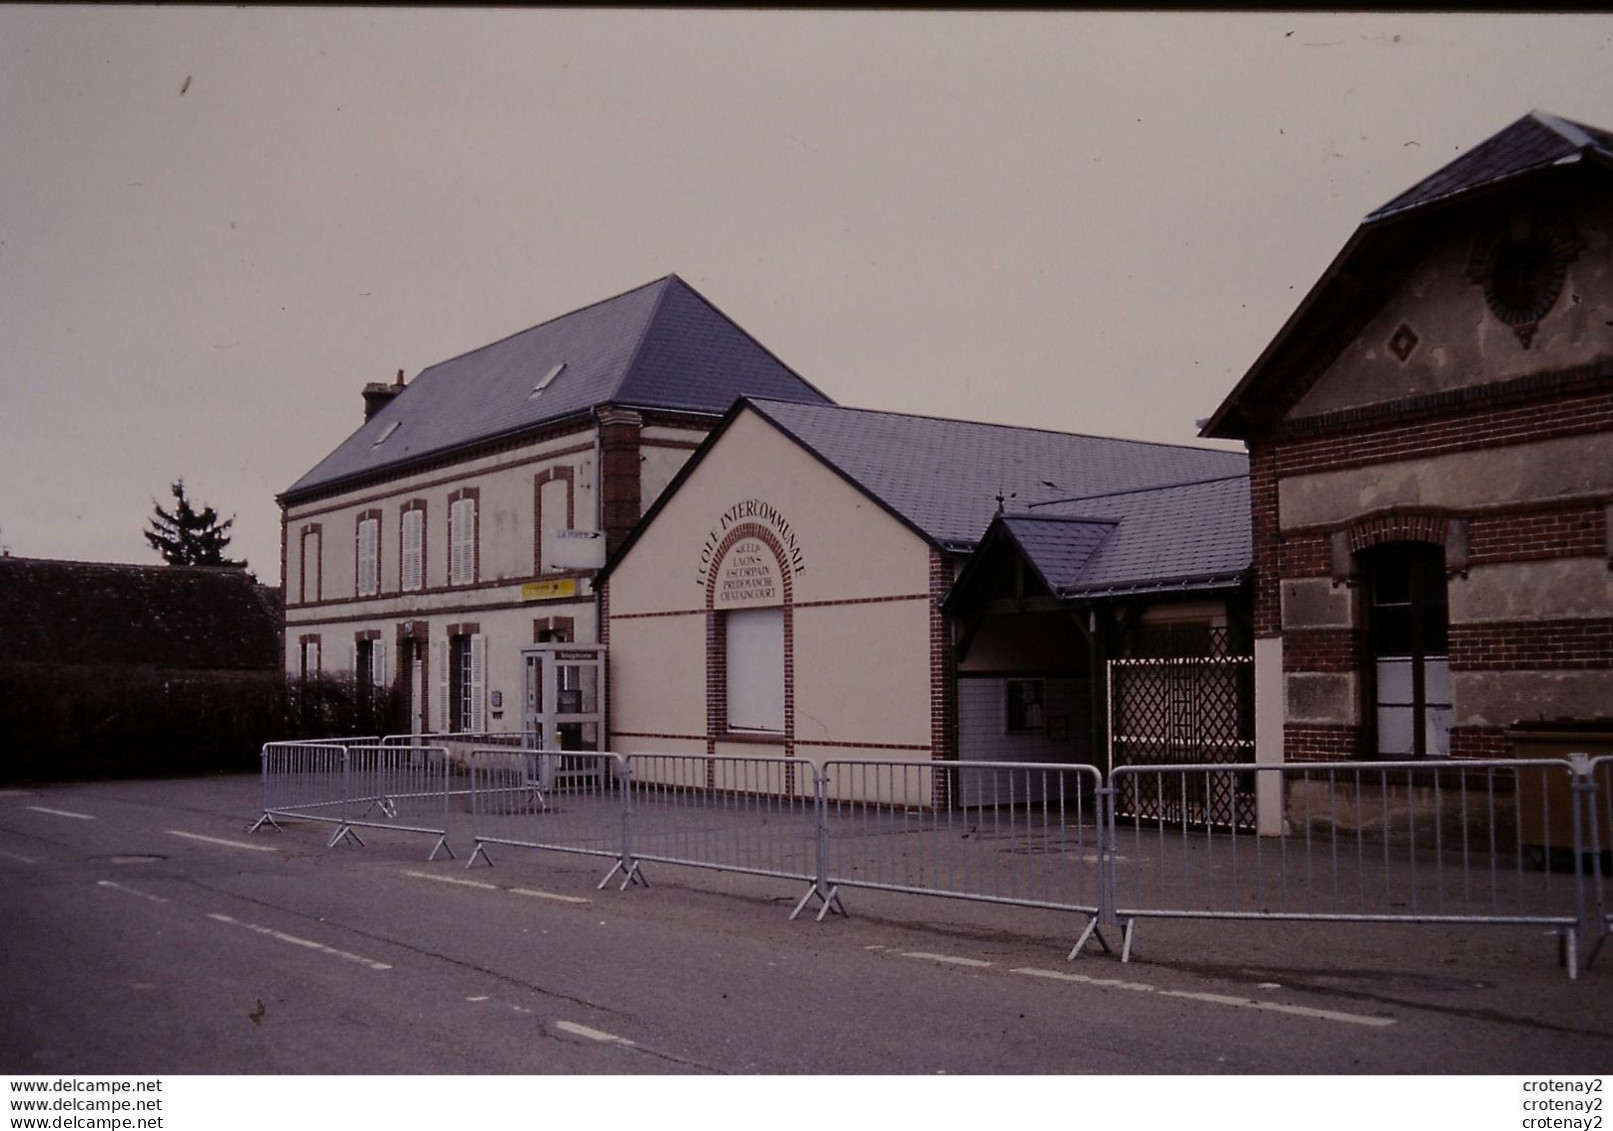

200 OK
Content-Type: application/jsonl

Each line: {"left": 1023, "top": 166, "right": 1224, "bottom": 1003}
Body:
{"left": 521, "top": 644, "right": 606, "bottom": 790}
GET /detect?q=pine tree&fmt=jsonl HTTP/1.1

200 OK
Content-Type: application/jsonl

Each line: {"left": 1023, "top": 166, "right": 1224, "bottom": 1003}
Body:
{"left": 144, "top": 479, "right": 245, "bottom": 567}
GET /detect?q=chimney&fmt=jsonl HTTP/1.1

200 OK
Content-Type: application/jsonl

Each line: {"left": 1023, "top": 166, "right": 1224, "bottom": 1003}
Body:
{"left": 362, "top": 370, "right": 406, "bottom": 421}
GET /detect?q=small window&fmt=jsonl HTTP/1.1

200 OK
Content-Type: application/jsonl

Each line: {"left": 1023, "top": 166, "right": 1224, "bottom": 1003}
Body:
{"left": 371, "top": 420, "right": 401, "bottom": 448}
{"left": 725, "top": 607, "right": 784, "bottom": 733}
{"left": 1006, "top": 679, "right": 1046, "bottom": 733}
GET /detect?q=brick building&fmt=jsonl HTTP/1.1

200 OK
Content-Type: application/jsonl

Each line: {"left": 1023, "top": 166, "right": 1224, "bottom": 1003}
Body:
{"left": 1202, "top": 112, "right": 1613, "bottom": 762}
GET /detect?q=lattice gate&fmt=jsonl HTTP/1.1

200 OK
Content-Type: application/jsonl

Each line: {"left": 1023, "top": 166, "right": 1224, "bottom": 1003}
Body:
{"left": 1108, "top": 627, "right": 1255, "bottom": 829}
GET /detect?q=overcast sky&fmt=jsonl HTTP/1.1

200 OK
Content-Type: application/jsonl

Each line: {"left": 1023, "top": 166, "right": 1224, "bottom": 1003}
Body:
{"left": 4, "top": 8, "right": 1613, "bottom": 581}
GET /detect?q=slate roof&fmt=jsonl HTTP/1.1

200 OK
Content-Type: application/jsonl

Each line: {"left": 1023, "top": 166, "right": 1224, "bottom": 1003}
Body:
{"left": 0, "top": 558, "right": 282, "bottom": 670}
{"left": 1368, "top": 112, "right": 1613, "bottom": 223}
{"left": 283, "top": 275, "right": 833, "bottom": 501}
{"left": 1202, "top": 110, "right": 1613, "bottom": 441}
{"left": 747, "top": 399, "right": 1249, "bottom": 552}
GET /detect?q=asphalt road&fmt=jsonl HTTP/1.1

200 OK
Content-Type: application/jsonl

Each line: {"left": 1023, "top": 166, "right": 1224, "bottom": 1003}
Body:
{"left": 2, "top": 774, "right": 1610, "bottom": 1080}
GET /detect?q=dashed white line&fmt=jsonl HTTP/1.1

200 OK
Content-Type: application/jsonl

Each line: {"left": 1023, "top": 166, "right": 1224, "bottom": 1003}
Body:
{"left": 1011, "top": 966, "right": 1394, "bottom": 1028}
{"left": 403, "top": 870, "right": 497, "bottom": 890}
{"left": 0, "top": 850, "right": 37, "bottom": 865}
{"left": 509, "top": 886, "right": 591, "bottom": 905}
{"left": 0, "top": 790, "right": 31, "bottom": 798}
{"left": 26, "top": 806, "right": 94, "bottom": 820}
{"left": 900, "top": 951, "right": 994, "bottom": 969}
{"left": 96, "top": 880, "right": 169, "bottom": 904}
{"left": 167, "top": 830, "right": 278, "bottom": 852}
{"left": 555, "top": 1021, "right": 635, "bottom": 1046}
{"left": 403, "top": 870, "right": 591, "bottom": 904}
{"left": 207, "top": 913, "right": 392, "bottom": 971}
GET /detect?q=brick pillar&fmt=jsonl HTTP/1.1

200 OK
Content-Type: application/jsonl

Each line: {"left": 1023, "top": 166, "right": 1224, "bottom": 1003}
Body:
{"left": 597, "top": 407, "right": 643, "bottom": 559}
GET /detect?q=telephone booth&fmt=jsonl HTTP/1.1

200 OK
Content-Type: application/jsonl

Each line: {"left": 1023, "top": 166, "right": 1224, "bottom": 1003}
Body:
{"left": 520, "top": 644, "right": 607, "bottom": 790}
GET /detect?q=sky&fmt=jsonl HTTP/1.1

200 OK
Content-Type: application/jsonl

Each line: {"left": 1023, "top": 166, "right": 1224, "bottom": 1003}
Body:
{"left": 4, "top": 8, "right": 1613, "bottom": 583}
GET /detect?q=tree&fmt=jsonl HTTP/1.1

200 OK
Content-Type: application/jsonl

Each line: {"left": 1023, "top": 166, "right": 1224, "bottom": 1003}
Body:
{"left": 144, "top": 479, "right": 245, "bottom": 568}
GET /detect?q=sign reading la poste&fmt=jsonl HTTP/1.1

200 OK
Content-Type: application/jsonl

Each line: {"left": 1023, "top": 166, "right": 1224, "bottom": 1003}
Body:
{"left": 696, "top": 499, "right": 807, "bottom": 605}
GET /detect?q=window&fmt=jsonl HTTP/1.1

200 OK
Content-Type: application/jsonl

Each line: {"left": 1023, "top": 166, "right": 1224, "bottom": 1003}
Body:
{"left": 356, "top": 515, "right": 380, "bottom": 597}
{"left": 449, "top": 495, "right": 476, "bottom": 586}
{"left": 300, "top": 526, "right": 322, "bottom": 604}
{"left": 351, "top": 637, "right": 387, "bottom": 727}
{"left": 1005, "top": 679, "right": 1046, "bottom": 733}
{"left": 725, "top": 607, "right": 784, "bottom": 733}
{"left": 401, "top": 506, "right": 424, "bottom": 592}
{"left": 436, "top": 630, "right": 485, "bottom": 734}
{"left": 300, "top": 636, "right": 320, "bottom": 681}
{"left": 1366, "top": 543, "right": 1452, "bottom": 758}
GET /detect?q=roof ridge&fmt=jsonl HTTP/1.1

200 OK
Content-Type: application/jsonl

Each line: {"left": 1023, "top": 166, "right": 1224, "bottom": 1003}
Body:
{"left": 746, "top": 398, "right": 1246, "bottom": 458}
{"left": 415, "top": 276, "right": 672, "bottom": 378}
{"left": 1001, "top": 512, "right": 1119, "bottom": 525}
{"left": 1024, "top": 472, "right": 1250, "bottom": 509}
{"left": 614, "top": 275, "right": 679, "bottom": 399}
{"left": 1531, "top": 110, "right": 1597, "bottom": 150}
{"left": 636, "top": 278, "right": 833, "bottom": 403}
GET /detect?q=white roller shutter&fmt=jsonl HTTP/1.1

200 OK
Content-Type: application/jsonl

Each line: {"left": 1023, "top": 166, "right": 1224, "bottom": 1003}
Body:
{"left": 725, "top": 608, "right": 784, "bottom": 733}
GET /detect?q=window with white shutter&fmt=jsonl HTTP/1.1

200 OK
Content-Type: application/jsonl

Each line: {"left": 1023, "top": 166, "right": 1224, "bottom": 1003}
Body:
{"left": 449, "top": 497, "right": 476, "bottom": 586}
{"left": 357, "top": 516, "right": 380, "bottom": 597}
{"left": 402, "top": 508, "right": 424, "bottom": 592}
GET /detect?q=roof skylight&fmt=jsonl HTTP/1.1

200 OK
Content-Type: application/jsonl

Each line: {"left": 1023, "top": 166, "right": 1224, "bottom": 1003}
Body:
{"left": 371, "top": 421, "right": 401, "bottom": 448}
{"left": 529, "top": 362, "right": 566, "bottom": 399}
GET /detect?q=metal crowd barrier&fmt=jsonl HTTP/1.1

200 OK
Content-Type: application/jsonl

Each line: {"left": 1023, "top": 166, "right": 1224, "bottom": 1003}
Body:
{"left": 622, "top": 754, "right": 828, "bottom": 915}
{"left": 1108, "top": 758, "right": 1609, "bottom": 977}
{"left": 250, "top": 740, "right": 454, "bottom": 860}
{"left": 466, "top": 749, "right": 625, "bottom": 873}
{"left": 820, "top": 759, "right": 1110, "bottom": 954}
{"left": 255, "top": 739, "right": 1611, "bottom": 978}
{"left": 251, "top": 742, "right": 349, "bottom": 834}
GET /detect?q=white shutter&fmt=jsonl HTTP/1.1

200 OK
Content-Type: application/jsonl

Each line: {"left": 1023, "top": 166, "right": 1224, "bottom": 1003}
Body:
{"left": 450, "top": 498, "right": 475, "bottom": 585}
{"left": 358, "top": 518, "right": 379, "bottom": 596}
{"left": 304, "top": 640, "right": 320, "bottom": 677}
{"left": 347, "top": 642, "right": 357, "bottom": 677}
{"left": 402, "top": 510, "right": 423, "bottom": 591}
{"left": 470, "top": 634, "right": 486, "bottom": 733}
{"left": 374, "top": 642, "right": 387, "bottom": 692}
{"left": 725, "top": 608, "right": 784, "bottom": 732}
{"left": 435, "top": 639, "right": 450, "bottom": 734}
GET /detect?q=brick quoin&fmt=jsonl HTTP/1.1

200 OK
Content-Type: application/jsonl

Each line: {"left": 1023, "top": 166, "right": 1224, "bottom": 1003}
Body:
{"left": 1248, "top": 444, "right": 1282, "bottom": 638}
{"left": 929, "top": 549, "right": 958, "bottom": 808}
{"left": 1283, "top": 627, "right": 1366, "bottom": 673}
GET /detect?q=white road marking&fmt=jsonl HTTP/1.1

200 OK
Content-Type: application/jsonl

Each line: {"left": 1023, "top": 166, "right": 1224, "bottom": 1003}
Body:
{"left": 555, "top": 1021, "right": 635, "bottom": 1046}
{"left": 466, "top": 996, "right": 491, "bottom": 1002}
{"left": 167, "top": 830, "right": 278, "bottom": 852}
{"left": 26, "top": 806, "right": 94, "bottom": 820}
{"left": 208, "top": 913, "right": 392, "bottom": 970}
{"left": 900, "top": 951, "right": 994, "bottom": 968}
{"left": 510, "top": 886, "right": 591, "bottom": 905}
{"left": 0, "top": 850, "right": 37, "bottom": 864}
{"left": 0, "top": 790, "right": 31, "bottom": 798}
{"left": 403, "top": 870, "right": 591, "bottom": 904}
{"left": 1012, "top": 966, "right": 1394, "bottom": 1028}
{"left": 96, "top": 880, "right": 169, "bottom": 904}
{"left": 404, "top": 870, "right": 498, "bottom": 890}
